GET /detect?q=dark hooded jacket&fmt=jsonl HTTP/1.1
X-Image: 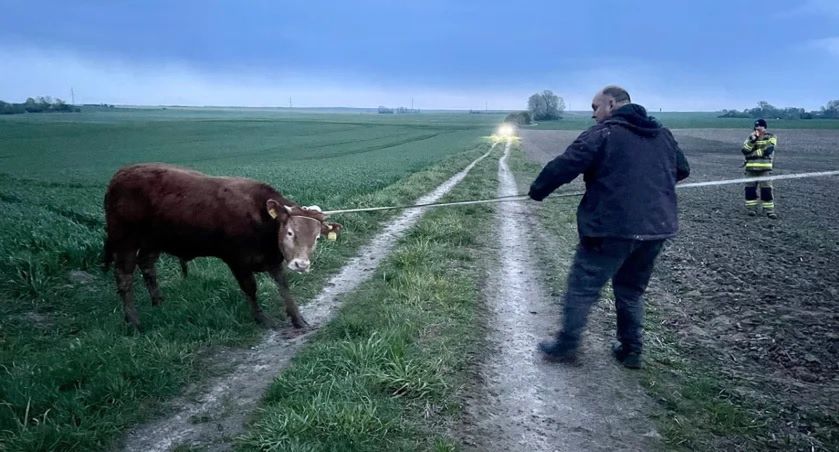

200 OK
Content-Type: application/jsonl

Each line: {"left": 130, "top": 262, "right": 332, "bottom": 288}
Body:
{"left": 529, "top": 103, "right": 690, "bottom": 240}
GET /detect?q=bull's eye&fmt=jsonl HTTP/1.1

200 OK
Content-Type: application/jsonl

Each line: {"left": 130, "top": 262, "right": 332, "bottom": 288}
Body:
{"left": 287, "top": 231, "right": 294, "bottom": 237}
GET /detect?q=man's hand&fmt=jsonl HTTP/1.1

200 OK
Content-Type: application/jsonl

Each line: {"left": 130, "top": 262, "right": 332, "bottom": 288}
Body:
{"left": 750, "top": 131, "right": 759, "bottom": 141}
{"left": 528, "top": 186, "right": 545, "bottom": 201}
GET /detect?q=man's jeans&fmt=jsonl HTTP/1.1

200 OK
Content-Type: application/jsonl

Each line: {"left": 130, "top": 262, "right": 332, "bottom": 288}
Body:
{"left": 557, "top": 237, "right": 666, "bottom": 353}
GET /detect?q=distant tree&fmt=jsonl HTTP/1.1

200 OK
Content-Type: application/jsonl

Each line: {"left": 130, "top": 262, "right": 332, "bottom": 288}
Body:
{"left": 1, "top": 96, "right": 79, "bottom": 114}
{"left": 718, "top": 108, "right": 751, "bottom": 118}
{"left": 51, "top": 98, "right": 77, "bottom": 112}
{"left": 24, "top": 97, "right": 41, "bottom": 112}
{"left": 721, "top": 100, "right": 839, "bottom": 120}
{"left": 527, "top": 94, "right": 546, "bottom": 119}
{"left": 821, "top": 99, "right": 839, "bottom": 119}
{"left": 747, "top": 100, "right": 777, "bottom": 119}
{"left": 528, "top": 90, "right": 565, "bottom": 121}
{"left": 377, "top": 105, "right": 393, "bottom": 114}
{"left": 0, "top": 101, "right": 18, "bottom": 114}
{"left": 783, "top": 107, "right": 805, "bottom": 119}
{"left": 744, "top": 101, "right": 811, "bottom": 120}
{"left": 504, "top": 111, "right": 532, "bottom": 125}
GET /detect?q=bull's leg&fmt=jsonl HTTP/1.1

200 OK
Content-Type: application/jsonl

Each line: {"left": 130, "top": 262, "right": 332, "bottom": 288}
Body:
{"left": 115, "top": 250, "right": 140, "bottom": 329}
{"left": 137, "top": 249, "right": 163, "bottom": 306}
{"left": 268, "top": 266, "right": 308, "bottom": 329}
{"left": 229, "top": 266, "right": 276, "bottom": 328}
{"left": 179, "top": 258, "right": 189, "bottom": 278}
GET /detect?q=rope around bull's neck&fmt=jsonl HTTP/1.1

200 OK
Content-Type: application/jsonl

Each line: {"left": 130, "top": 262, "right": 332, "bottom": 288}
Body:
{"left": 320, "top": 170, "right": 839, "bottom": 215}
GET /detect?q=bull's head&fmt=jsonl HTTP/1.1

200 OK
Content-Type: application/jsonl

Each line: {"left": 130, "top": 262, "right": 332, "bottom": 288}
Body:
{"left": 266, "top": 200, "right": 342, "bottom": 272}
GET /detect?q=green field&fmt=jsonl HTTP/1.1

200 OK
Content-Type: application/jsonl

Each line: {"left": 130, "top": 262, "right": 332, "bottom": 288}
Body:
{"left": 0, "top": 109, "right": 501, "bottom": 450}
{"left": 4, "top": 108, "right": 834, "bottom": 450}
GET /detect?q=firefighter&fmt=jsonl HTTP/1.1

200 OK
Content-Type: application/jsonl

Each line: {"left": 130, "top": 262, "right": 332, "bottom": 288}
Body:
{"left": 742, "top": 118, "right": 778, "bottom": 219}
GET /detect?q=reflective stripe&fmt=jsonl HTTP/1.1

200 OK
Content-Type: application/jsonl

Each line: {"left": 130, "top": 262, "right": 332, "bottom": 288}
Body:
{"left": 762, "top": 202, "right": 775, "bottom": 208}
{"left": 746, "top": 162, "right": 773, "bottom": 169}
{"left": 746, "top": 200, "right": 760, "bottom": 206}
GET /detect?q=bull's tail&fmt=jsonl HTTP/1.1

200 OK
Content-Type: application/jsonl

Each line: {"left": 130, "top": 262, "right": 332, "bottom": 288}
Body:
{"left": 102, "top": 235, "right": 114, "bottom": 272}
{"left": 103, "top": 188, "right": 114, "bottom": 272}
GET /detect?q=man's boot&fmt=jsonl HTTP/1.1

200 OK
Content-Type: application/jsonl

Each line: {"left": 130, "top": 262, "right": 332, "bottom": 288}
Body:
{"left": 745, "top": 187, "right": 760, "bottom": 216}
{"left": 538, "top": 333, "right": 578, "bottom": 363}
{"left": 612, "top": 341, "right": 643, "bottom": 369}
{"left": 761, "top": 189, "right": 776, "bottom": 219}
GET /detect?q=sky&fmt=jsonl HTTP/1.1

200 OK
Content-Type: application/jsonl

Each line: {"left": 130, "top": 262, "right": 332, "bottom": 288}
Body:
{"left": 1, "top": 0, "right": 837, "bottom": 111}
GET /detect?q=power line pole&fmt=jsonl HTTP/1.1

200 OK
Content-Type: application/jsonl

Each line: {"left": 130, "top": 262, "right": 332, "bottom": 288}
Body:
{"left": 71, "top": 87, "right": 75, "bottom": 105}
{"left": 289, "top": 97, "right": 292, "bottom": 109}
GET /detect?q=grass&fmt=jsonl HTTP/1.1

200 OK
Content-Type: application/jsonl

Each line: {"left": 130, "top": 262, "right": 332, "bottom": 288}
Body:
{"left": 0, "top": 109, "right": 500, "bottom": 450}
{"left": 237, "top": 142, "right": 500, "bottom": 451}
{"left": 522, "top": 111, "right": 839, "bottom": 130}
{"left": 504, "top": 145, "right": 795, "bottom": 451}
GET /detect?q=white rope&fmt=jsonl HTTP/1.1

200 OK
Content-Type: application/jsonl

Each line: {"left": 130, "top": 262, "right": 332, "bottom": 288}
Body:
{"left": 321, "top": 170, "right": 839, "bottom": 215}
{"left": 322, "top": 195, "right": 534, "bottom": 215}
{"left": 677, "top": 170, "right": 839, "bottom": 189}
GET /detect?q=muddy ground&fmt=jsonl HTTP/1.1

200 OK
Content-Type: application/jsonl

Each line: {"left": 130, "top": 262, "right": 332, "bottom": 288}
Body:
{"left": 520, "top": 127, "right": 839, "bottom": 448}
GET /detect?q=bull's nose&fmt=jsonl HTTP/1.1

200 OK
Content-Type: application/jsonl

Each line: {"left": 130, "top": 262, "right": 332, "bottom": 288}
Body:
{"left": 288, "top": 259, "right": 311, "bottom": 273}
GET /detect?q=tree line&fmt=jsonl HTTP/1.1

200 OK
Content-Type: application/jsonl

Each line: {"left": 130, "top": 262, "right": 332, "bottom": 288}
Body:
{"left": 505, "top": 90, "right": 566, "bottom": 125}
{"left": 0, "top": 97, "right": 80, "bottom": 114}
{"left": 719, "top": 100, "right": 839, "bottom": 120}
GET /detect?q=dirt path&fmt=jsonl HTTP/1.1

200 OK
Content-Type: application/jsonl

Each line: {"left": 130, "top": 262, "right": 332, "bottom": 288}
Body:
{"left": 460, "top": 139, "right": 659, "bottom": 451}
{"left": 119, "top": 145, "right": 497, "bottom": 451}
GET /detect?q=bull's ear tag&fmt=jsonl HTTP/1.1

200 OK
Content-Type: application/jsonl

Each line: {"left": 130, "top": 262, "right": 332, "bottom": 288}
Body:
{"left": 327, "top": 231, "right": 337, "bottom": 241}
{"left": 268, "top": 208, "right": 278, "bottom": 219}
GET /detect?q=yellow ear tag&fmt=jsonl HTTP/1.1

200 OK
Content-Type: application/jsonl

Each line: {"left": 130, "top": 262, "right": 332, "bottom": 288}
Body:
{"left": 327, "top": 231, "right": 337, "bottom": 241}
{"left": 268, "top": 208, "right": 278, "bottom": 219}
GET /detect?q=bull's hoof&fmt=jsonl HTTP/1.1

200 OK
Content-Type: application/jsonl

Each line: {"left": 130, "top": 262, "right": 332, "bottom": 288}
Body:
{"left": 280, "top": 326, "right": 310, "bottom": 340}
{"left": 291, "top": 316, "right": 310, "bottom": 329}
{"left": 254, "top": 313, "right": 278, "bottom": 329}
{"left": 124, "top": 316, "right": 142, "bottom": 333}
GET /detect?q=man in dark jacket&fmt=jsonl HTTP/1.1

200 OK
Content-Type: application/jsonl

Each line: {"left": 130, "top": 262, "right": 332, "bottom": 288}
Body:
{"left": 529, "top": 86, "right": 690, "bottom": 368}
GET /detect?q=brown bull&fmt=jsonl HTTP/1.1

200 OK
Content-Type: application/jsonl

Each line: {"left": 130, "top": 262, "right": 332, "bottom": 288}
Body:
{"left": 103, "top": 163, "right": 340, "bottom": 330}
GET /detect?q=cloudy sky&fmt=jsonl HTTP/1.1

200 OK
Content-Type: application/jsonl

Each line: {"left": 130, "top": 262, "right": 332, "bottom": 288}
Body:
{"left": 1, "top": 0, "right": 837, "bottom": 111}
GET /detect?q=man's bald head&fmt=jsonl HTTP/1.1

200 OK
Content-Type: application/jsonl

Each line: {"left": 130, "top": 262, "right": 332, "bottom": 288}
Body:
{"left": 601, "top": 86, "right": 631, "bottom": 104}
{"left": 592, "top": 86, "right": 631, "bottom": 123}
